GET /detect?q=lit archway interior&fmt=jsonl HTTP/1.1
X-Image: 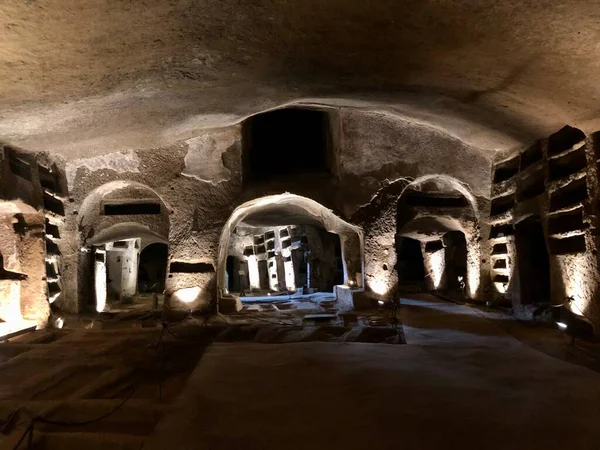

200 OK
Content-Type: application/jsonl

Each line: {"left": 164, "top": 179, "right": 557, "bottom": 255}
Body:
{"left": 217, "top": 194, "right": 363, "bottom": 311}
{"left": 395, "top": 175, "right": 480, "bottom": 298}
{"left": 78, "top": 181, "right": 170, "bottom": 312}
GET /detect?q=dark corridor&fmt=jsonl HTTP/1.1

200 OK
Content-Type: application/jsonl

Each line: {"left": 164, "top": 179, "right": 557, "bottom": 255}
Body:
{"left": 515, "top": 217, "right": 550, "bottom": 305}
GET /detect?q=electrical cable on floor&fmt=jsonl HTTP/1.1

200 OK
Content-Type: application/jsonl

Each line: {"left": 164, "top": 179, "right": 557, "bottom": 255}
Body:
{"left": 156, "top": 326, "right": 166, "bottom": 401}
{"left": 10, "top": 386, "right": 136, "bottom": 450}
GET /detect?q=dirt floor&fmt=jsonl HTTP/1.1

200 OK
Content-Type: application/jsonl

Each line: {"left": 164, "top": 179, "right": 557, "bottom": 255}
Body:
{"left": 1, "top": 294, "right": 599, "bottom": 449}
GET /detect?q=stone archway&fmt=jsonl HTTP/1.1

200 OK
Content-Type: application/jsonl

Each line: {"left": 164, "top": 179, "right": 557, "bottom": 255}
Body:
{"left": 216, "top": 194, "right": 363, "bottom": 312}
{"left": 354, "top": 174, "right": 481, "bottom": 302}
{"left": 396, "top": 176, "right": 480, "bottom": 298}
{"left": 77, "top": 181, "right": 170, "bottom": 312}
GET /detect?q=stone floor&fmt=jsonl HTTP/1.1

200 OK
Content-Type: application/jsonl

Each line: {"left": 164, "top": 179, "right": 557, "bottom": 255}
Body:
{"left": 1, "top": 294, "right": 599, "bottom": 449}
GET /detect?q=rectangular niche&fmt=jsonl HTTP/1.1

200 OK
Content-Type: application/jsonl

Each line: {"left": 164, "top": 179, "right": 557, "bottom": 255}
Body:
{"left": 266, "top": 240, "right": 275, "bottom": 251}
{"left": 281, "top": 239, "right": 292, "bottom": 249}
{"left": 547, "top": 126, "right": 585, "bottom": 156}
{"left": 253, "top": 235, "right": 264, "bottom": 245}
{"left": 549, "top": 177, "right": 588, "bottom": 212}
{"left": 242, "top": 108, "right": 333, "bottom": 184}
{"left": 8, "top": 154, "right": 32, "bottom": 181}
{"left": 45, "top": 219, "right": 60, "bottom": 239}
{"left": 521, "top": 141, "right": 543, "bottom": 170}
{"left": 279, "top": 228, "right": 289, "bottom": 238}
{"left": 255, "top": 244, "right": 266, "bottom": 254}
{"left": 493, "top": 274, "right": 509, "bottom": 284}
{"left": 46, "top": 261, "right": 58, "bottom": 278}
{"left": 491, "top": 243, "right": 508, "bottom": 255}
{"left": 38, "top": 164, "right": 61, "bottom": 193}
{"left": 103, "top": 201, "right": 161, "bottom": 215}
{"left": 548, "top": 234, "right": 586, "bottom": 255}
{"left": 169, "top": 261, "right": 215, "bottom": 273}
{"left": 517, "top": 169, "right": 545, "bottom": 202}
{"left": 405, "top": 192, "right": 468, "bottom": 208}
{"left": 267, "top": 251, "right": 276, "bottom": 259}
{"left": 493, "top": 259, "right": 507, "bottom": 269}
{"left": 46, "top": 238, "right": 61, "bottom": 256}
{"left": 424, "top": 240, "right": 444, "bottom": 252}
{"left": 490, "top": 193, "right": 515, "bottom": 216}
{"left": 489, "top": 223, "right": 514, "bottom": 239}
{"left": 548, "top": 147, "right": 587, "bottom": 181}
{"left": 43, "top": 192, "right": 65, "bottom": 216}
{"left": 547, "top": 208, "right": 586, "bottom": 235}
{"left": 493, "top": 155, "right": 520, "bottom": 183}
{"left": 48, "top": 280, "right": 61, "bottom": 296}
{"left": 265, "top": 231, "right": 275, "bottom": 241}
{"left": 243, "top": 246, "right": 254, "bottom": 256}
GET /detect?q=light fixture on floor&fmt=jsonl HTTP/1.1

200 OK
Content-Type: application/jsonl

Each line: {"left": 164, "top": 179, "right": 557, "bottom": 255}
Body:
{"left": 556, "top": 321, "right": 568, "bottom": 330}
{"left": 174, "top": 286, "right": 201, "bottom": 304}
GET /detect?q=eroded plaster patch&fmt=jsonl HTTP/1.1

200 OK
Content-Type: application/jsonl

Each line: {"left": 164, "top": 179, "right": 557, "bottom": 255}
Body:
{"left": 182, "top": 131, "right": 235, "bottom": 184}
{"left": 66, "top": 150, "right": 141, "bottom": 190}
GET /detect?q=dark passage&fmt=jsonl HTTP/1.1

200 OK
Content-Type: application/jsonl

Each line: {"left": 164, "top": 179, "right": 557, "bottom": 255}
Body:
{"left": 514, "top": 217, "right": 550, "bottom": 305}
{"left": 243, "top": 108, "right": 331, "bottom": 182}
{"left": 396, "top": 237, "right": 425, "bottom": 289}
{"left": 444, "top": 231, "right": 467, "bottom": 292}
{"left": 138, "top": 243, "right": 168, "bottom": 293}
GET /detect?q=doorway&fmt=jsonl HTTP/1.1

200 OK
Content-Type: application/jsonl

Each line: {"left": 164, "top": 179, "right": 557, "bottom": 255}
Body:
{"left": 514, "top": 216, "right": 550, "bottom": 305}
{"left": 396, "top": 237, "right": 426, "bottom": 291}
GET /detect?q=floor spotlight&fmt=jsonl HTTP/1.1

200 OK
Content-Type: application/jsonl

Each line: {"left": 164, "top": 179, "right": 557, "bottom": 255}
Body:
{"left": 556, "top": 321, "right": 568, "bottom": 330}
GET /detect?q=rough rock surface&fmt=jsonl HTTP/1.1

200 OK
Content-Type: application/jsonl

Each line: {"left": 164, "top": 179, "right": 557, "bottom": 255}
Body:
{"left": 4, "top": 0, "right": 600, "bottom": 157}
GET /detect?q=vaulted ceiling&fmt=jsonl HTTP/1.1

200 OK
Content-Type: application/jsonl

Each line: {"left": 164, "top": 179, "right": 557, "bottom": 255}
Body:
{"left": 2, "top": 0, "right": 600, "bottom": 157}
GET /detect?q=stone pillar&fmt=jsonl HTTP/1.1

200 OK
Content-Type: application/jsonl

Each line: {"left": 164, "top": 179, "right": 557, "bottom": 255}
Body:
{"left": 0, "top": 201, "right": 49, "bottom": 330}
{"left": 421, "top": 241, "right": 446, "bottom": 292}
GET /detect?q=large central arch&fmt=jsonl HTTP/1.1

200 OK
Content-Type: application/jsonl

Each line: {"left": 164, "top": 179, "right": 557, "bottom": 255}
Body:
{"left": 217, "top": 193, "right": 364, "bottom": 311}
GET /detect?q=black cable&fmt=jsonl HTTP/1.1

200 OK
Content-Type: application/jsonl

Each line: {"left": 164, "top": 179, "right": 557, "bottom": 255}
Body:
{"left": 11, "top": 386, "right": 135, "bottom": 450}
{"left": 155, "top": 326, "right": 166, "bottom": 400}
{"left": 35, "top": 387, "right": 136, "bottom": 427}
{"left": 10, "top": 422, "right": 33, "bottom": 450}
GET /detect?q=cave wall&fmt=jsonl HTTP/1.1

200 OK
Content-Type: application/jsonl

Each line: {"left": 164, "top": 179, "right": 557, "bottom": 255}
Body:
{"left": 7, "top": 102, "right": 600, "bottom": 333}
{"left": 488, "top": 126, "right": 600, "bottom": 330}
{"left": 1, "top": 106, "right": 495, "bottom": 317}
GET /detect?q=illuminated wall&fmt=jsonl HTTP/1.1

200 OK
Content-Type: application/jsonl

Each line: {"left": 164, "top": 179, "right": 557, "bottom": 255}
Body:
{"left": 0, "top": 201, "right": 50, "bottom": 333}
{"left": 422, "top": 243, "right": 446, "bottom": 291}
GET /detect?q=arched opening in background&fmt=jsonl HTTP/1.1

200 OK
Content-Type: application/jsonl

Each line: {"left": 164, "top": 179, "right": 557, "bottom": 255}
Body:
{"left": 396, "top": 175, "right": 479, "bottom": 299}
{"left": 78, "top": 181, "right": 170, "bottom": 313}
{"left": 216, "top": 194, "right": 363, "bottom": 312}
{"left": 514, "top": 216, "right": 550, "bottom": 306}
{"left": 138, "top": 242, "right": 169, "bottom": 294}
{"left": 444, "top": 230, "right": 468, "bottom": 293}
{"left": 396, "top": 237, "right": 426, "bottom": 290}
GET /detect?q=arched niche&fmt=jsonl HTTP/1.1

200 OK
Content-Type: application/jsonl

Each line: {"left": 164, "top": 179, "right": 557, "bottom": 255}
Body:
{"left": 79, "top": 181, "right": 170, "bottom": 245}
{"left": 396, "top": 175, "right": 480, "bottom": 298}
{"left": 77, "top": 181, "right": 170, "bottom": 312}
{"left": 216, "top": 193, "right": 364, "bottom": 311}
